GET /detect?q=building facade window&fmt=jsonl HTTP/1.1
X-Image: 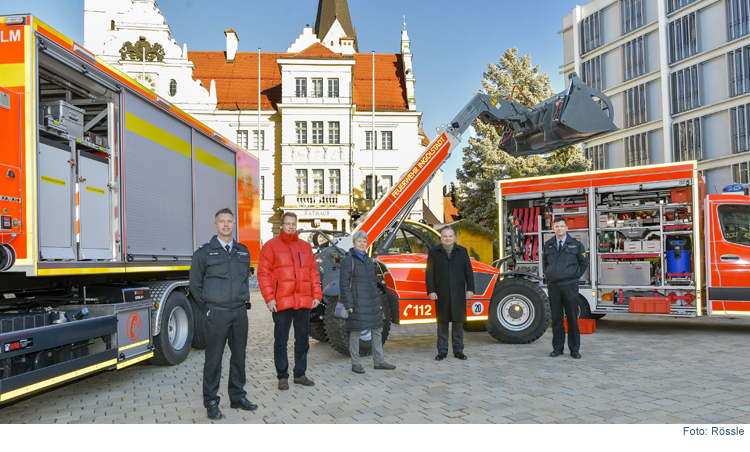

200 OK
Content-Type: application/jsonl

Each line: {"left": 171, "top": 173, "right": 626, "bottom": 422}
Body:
{"left": 728, "top": 45, "right": 750, "bottom": 98}
{"left": 732, "top": 162, "right": 750, "bottom": 183}
{"left": 672, "top": 118, "right": 702, "bottom": 161}
{"left": 669, "top": 12, "right": 697, "bottom": 63}
{"left": 581, "top": 55, "right": 603, "bottom": 90}
{"left": 622, "top": 36, "right": 646, "bottom": 82}
{"left": 311, "top": 78, "right": 323, "bottom": 97}
{"left": 295, "top": 78, "right": 307, "bottom": 97}
{"left": 625, "top": 132, "right": 649, "bottom": 167}
{"left": 381, "top": 131, "right": 393, "bottom": 150}
{"left": 727, "top": 0, "right": 750, "bottom": 41}
{"left": 731, "top": 103, "right": 750, "bottom": 154}
{"left": 365, "top": 175, "right": 376, "bottom": 200}
{"left": 329, "top": 169, "right": 341, "bottom": 194}
{"left": 624, "top": 83, "right": 648, "bottom": 128}
{"left": 169, "top": 79, "right": 177, "bottom": 97}
{"left": 328, "top": 78, "right": 339, "bottom": 98}
{"left": 328, "top": 121, "right": 340, "bottom": 144}
{"left": 365, "top": 131, "right": 375, "bottom": 150}
{"left": 260, "top": 176, "right": 265, "bottom": 200}
{"left": 580, "top": 10, "right": 602, "bottom": 54}
{"left": 296, "top": 169, "right": 308, "bottom": 194}
{"left": 584, "top": 144, "right": 606, "bottom": 170}
{"left": 621, "top": 0, "right": 644, "bottom": 35}
{"left": 312, "top": 121, "right": 324, "bottom": 144}
{"left": 296, "top": 121, "right": 307, "bottom": 144}
{"left": 670, "top": 65, "right": 699, "bottom": 114}
{"left": 237, "top": 130, "right": 248, "bottom": 149}
{"left": 312, "top": 169, "right": 324, "bottom": 194}
{"left": 668, "top": 0, "right": 697, "bottom": 15}
{"left": 378, "top": 175, "right": 393, "bottom": 198}
{"left": 253, "top": 130, "right": 264, "bottom": 150}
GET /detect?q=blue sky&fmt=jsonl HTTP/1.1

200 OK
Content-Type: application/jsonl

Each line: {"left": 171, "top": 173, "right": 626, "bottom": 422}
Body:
{"left": 3, "top": 0, "right": 581, "bottom": 185}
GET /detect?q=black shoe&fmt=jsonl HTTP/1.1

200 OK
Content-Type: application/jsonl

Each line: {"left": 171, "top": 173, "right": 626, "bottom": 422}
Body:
{"left": 571, "top": 352, "right": 582, "bottom": 359}
{"left": 206, "top": 401, "right": 223, "bottom": 420}
{"left": 352, "top": 364, "right": 366, "bottom": 374}
{"left": 230, "top": 397, "right": 258, "bottom": 411}
{"left": 435, "top": 352, "right": 447, "bottom": 361}
{"left": 374, "top": 362, "right": 396, "bottom": 370}
{"left": 453, "top": 352, "right": 468, "bottom": 360}
{"left": 550, "top": 350, "right": 563, "bottom": 357}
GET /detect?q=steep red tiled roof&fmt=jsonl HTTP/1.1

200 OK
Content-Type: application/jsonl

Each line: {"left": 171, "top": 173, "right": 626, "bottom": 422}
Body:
{"left": 189, "top": 50, "right": 283, "bottom": 110}
{"left": 444, "top": 196, "right": 459, "bottom": 223}
{"left": 188, "top": 49, "right": 409, "bottom": 112}
{"left": 353, "top": 53, "right": 408, "bottom": 112}
{"left": 285, "top": 42, "right": 347, "bottom": 59}
{"left": 420, "top": 130, "right": 430, "bottom": 146}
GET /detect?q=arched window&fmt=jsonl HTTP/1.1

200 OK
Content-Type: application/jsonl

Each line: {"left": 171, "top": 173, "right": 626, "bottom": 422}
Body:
{"left": 169, "top": 79, "right": 177, "bottom": 97}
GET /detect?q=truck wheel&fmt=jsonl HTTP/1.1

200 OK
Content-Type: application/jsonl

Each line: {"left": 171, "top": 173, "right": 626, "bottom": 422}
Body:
{"left": 486, "top": 278, "right": 550, "bottom": 344}
{"left": 464, "top": 321, "right": 487, "bottom": 332}
{"left": 151, "top": 291, "right": 194, "bottom": 366}
{"left": 323, "top": 294, "right": 391, "bottom": 357}
{"left": 310, "top": 321, "right": 328, "bottom": 342}
{"left": 191, "top": 299, "right": 208, "bottom": 349}
{"left": 574, "top": 295, "right": 593, "bottom": 319}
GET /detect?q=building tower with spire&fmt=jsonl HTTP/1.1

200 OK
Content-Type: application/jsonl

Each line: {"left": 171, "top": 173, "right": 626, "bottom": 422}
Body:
{"left": 315, "top": 0, "right": 358, "bottom": 53}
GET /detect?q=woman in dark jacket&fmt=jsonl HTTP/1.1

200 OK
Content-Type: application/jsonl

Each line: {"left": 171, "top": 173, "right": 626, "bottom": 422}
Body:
{"left": 340, "top": 230, "right": 396, "bottom": 374}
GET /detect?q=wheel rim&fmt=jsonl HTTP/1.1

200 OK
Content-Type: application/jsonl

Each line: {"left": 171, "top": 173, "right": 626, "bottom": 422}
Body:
{"left": 496, "top": 294, "right": 535, "bottom": 331}
{"left": 167, "top": 306, "right": 189, "bottom": 350}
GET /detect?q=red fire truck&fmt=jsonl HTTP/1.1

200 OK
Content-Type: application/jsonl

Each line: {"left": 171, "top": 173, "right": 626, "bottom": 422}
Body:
{"left": 495, "top": 161, "right": 750, "bottom": 320}
{"left": 0, "top": 15, "right": 260, "bottom": 403}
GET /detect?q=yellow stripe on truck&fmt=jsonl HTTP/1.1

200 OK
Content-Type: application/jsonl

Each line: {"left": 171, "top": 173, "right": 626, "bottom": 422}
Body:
{"left": 196, "top": 147, "right": 235, "bottom": 178}
{"left": 125, "top": 112, "right": 191, "bottom": 158}
{"left": 41, "top": 175, "right": 65, "bottom": 186}
{"left": 0, "top": 63, "right": 25, "bottom": 87}
{"left": 0, "top": 358, "right": 117, "bottom": 402}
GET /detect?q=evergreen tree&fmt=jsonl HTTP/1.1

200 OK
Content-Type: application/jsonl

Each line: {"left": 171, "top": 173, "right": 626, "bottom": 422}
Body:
{"left": 455, "top": 48, "right": 591, "bottom": 235}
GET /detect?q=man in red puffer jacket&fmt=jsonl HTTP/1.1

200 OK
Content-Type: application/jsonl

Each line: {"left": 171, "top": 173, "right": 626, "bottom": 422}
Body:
{"left": 258, "top": 212, "right": 322, "bottom": 391}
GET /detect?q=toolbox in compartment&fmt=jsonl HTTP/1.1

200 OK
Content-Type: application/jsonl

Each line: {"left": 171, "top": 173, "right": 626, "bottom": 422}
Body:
{"left": 623, "top": 241, "right": 641, "bottom": 252}
{"left": 553, "top": 203, "right": 587, "bottom": 215}
{"left": 642, "top": 240, "right": 661, "bottom": 252}
{"left": 629, "top": 297, "right": 671, "bottom": 314}
{"left": 566, "top": 215, "right": 588, "bottom": 229}
{"left": 671, "top": 187, "right": 692, "bottom": 203}
{"left": 599, "top": 261, "right": 651, "bottom": 285}
{"left": 39, "top": 100, "right": 85, "bottom": 140}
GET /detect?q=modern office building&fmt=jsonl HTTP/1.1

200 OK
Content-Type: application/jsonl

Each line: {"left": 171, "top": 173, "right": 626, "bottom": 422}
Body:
{"left": 561, "top": 0, "right": 750, "bottom": 192}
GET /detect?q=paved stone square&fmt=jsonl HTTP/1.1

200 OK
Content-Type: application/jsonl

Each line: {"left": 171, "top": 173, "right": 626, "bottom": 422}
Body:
{"left": 1, "top": 291, "right": 750, "bottom": 424}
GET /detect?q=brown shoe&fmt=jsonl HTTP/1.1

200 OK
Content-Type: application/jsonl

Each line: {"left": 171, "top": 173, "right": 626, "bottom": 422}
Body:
{"left": 278, "top": 379, "right": 289, "bottom": 390}
{"left": 293, "top": 375, "right": 315, "bottom": 386}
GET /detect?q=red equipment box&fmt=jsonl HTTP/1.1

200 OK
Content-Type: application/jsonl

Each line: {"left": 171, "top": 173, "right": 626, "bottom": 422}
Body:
{"left": 671, "top": 187, "right": 692, "bottom": 203}
{"left": 629, "top": 297, "right": 671, "bottom": 314}
{"left": 563, "top": 318, "right": 596, "bottom": 334}
{"left": 566, "top": 215, "right": 588, "bottom": 229}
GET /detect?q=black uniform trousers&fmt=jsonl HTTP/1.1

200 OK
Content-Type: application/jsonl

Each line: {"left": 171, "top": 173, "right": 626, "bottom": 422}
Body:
{"left": 272, "top": 308, "right": 311, "bottom": 380}
{"left": 548, "top": 280, "right": 580, "bottom": 354}
{"left": 203, "top": 306, "right": 248, "bottom": 407}
{"left": 437, "top": 322, "right": 464, "bottom": 354}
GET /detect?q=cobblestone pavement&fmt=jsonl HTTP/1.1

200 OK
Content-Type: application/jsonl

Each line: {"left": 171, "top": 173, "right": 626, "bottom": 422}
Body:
{"left": 2, "top": 291, "right": 750, "bottom": 424}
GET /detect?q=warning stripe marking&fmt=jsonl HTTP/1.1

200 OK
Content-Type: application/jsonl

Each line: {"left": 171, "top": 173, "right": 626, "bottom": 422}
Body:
{"left": 0, "top": 63, "right": 24, "bottom": 88}
{"left": 196, "top": 147, "right": 235, "bottom": 178}
{"left": 125, "top": 112, "right": 191, "bottom": 158}
{"left": 85, "top": 186, "right": 106, "bottom": 195}
{"left": 41, "top": 175, "right": 65, "bottom": 186}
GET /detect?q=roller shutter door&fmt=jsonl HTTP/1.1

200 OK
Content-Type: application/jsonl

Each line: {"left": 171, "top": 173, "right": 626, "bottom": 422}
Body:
{"left": 122, "top": 93, "right": 193, "bottom": 260}
{"left": 194, "top": 132, "right": 236, "bottom": 247}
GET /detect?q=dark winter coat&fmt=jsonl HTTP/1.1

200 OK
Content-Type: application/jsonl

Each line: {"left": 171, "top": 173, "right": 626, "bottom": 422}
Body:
{"left": 543, "top": 234, "right": 589, "bottom": 284}
{"left": 425, "top": 244, "right": 475, "bottom": 323}
{"left": 340, "top": 248, "right": 384, "bottom": 332}
{"left": 189, "top": 236, "right": 251, "bottom": 311}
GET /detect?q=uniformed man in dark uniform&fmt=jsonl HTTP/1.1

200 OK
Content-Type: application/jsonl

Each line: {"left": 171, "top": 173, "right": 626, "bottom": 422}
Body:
{"left": 543, "top": 216, "right": 589, "bottom": 359}
{"left": 190, "top": 207, "right": 257, "bottom": 420}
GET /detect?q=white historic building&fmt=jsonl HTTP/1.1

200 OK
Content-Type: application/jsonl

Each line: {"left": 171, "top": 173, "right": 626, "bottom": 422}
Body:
{"left": 561, "top": 0, "right": 750, "bottom": 192}
{"left": 83, "top": 0, "right": 442, "bottom": 242}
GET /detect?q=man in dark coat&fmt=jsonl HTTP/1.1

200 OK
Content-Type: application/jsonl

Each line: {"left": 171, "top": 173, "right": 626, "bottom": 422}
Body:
{"left": 543, "top": 216, "right": 589, "bottom": 359}
{"left": 425, "top": 226, "right": 475, "bottom": 361}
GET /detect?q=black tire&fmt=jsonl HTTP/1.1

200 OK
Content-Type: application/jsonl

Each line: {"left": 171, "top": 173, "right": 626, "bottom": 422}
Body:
{"left": 323, "top": 293, "right": 391, "bottom": 357}
{"left": 486, "top": 278, "right": 550, "bottom": 344}
{"left": 572, "top": 295, "right": 593, "bottom": 319}
{"left": 591, "top": 313, "right": 607, "bottom": 320}
{"left": 310, "top": 321, "right": 327, "bottom": 342}
{"left": 463, "top": 320, "right": 488, "bottom": 332}
{"left": 151, "top": 291, "right": 194, "bottom": 366}
{"left": 191, "top": 298, "right": 208, "bottom": 350}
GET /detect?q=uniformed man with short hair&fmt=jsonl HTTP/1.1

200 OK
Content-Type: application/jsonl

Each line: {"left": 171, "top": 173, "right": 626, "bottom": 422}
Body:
{"left": 543, "top": 216, "right": 589, "bottom": 359}
{"left": 190, "top": 207, "right": 257, "bottom": 420}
